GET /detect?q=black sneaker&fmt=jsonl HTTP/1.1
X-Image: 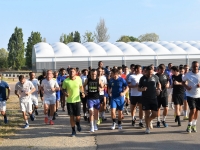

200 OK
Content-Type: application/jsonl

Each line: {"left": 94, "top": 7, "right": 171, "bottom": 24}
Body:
{"left": 71, "top": 130, "right": 76, "bottom": 137}
{"left": 84, "top": 116, "right": 87, "bottom": 121}
{"left": 55, "top": 112, "right": 58, "bottom": 117}
{"left": 77, "top": 125, "right": 82, "bottom": 132}
{"left": 87, "top": 117, "right": 90, "bottom": 123}
{"left": 30, "top": 114, "right": 35, "bottom": 121}
{"left": 102, "top": 117, "right": 107, "bottom": 121}
{"left": 139, "top": 122, "right": 144, "bottom": 128}
{"left": 132, "top": 120, "right": 136, "bottom": 126}
{"left": 52, "top": 116, "right": 56, "bottom": 120}
{"left": 156, "top": 121, "right": 160, "bottom": 128}
{"left": 162, "top": 121, "right": 168, "bottom": 127}
{"left": 35, "top": 110, "right": 38, "bottom": 116}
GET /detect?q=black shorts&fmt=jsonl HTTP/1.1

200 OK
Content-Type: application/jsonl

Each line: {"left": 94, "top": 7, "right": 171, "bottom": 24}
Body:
{"left": 130, "top": 96, "right": 142, "bottom": 105}
{"left": 173, "top": 94, "right": 184, "bottom": 105}
{"left": 157, "top": 96, "right": 168, "bottom": 108}
{"left": 187, "top": 96, "right": 200, "bottom": 110}
{"left": 142, "top": 97, "right": 158, "bottom": 111}
{"left": 67, "top": 102, "right": 81, "bottom": 116}
{"left": 40, "top": 91, "right": 43, "bottom": 98}
{"left": 99, "top": 95, "right": 104, "bottom": 104}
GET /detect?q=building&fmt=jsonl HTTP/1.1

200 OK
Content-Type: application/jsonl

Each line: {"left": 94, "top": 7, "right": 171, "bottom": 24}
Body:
{"left": 32, "top": 41, "right": 200, "bottom": 72}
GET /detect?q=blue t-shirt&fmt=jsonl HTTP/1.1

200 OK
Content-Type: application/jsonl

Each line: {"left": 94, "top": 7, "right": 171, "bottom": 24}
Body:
{"left": 0, "top": 81, "right": 9, "bottom": 101}
{"left": 56, "top": 77, "right": 61, "bottom": 99}
{"left": 108, "top": 77, "right": 128, "bottom": 98}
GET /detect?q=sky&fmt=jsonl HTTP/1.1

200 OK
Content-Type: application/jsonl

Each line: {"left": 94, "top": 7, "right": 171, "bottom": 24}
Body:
{"left": 1, "top": 0, "right": 200, "bottom": 49}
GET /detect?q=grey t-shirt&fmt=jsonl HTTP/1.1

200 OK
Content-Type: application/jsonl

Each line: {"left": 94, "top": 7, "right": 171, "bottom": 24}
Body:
{"left": 41, "top": 79, "right": 59, "bottom": 99}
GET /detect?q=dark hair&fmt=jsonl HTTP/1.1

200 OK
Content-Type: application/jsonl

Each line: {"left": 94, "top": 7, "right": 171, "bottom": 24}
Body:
{"left": 143, "top": 66, "right": 147, "bottom": 71}
{"left": 118, "top": 67, "right": 122, "bottom": 70}
{"left": 184, "top": 64, "right": 188, "bottom": 68}
{"left": 106, "top": 66, "right": 109, "bottom": 69}
{"left": 19, "top": 75, "right": 25, "bottom": 80}
{"left": 98, "top": 61, "right": 103, "bottom": 67}
{"left": 146, "top": 65, "right": 153, "bottom": 71}
{"left": 192, "top": 61, "right": 198, "bottom": 65}
{"left": 42, "top": 70, "right": 47, "bottom": 76}
{"left": 179, "top": 66, "right": 184, "bottom": 71}
{"left": 134, "top": 65, "right": 141, "bottom": 70}
{"left": 91, "top": 68, "right": 97, "bottom": 72}
{"left": 171, "top": 66, "right": 179, "bottom": 72}
{"left": 168, "top": 63, "right": 172, "bottom": 66}
{"left": 111, "top": 68, "right": 119, "bottom": 74}
{"left": 158, "top": 64, "right": 166, "bottom": 70}
{"left": 130, "top": 64, "right": 135, "bottom": 68}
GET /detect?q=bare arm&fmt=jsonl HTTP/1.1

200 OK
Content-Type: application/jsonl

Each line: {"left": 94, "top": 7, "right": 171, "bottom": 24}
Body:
{"left": 15, "top": 90, "right": 20, "bottom": 98}
{"left": 83, "top": 79, "right": 88, "bottom": 91}
{"left": 182, "top": 81, "right": 192, "bottom": 90}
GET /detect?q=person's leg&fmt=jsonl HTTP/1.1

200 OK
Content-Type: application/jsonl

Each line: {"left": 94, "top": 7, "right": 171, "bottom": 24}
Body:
{"left": 49, "top": 103, "right": 55, "bottom": 124}
{"left": 110, "top": 98, "right": 117, "bottom": 129}
{"left": 138, "top": 103, "right": 144, "bottom": 127}
{"left": 175, "top": 104, "right": 181, "bottom": 126}
{"left": 44, "top": 101, "right": 49, "bottom": 124}
{"left": 145, "top": 110, "right": 151, "bottom": 130}
{"left": 75, "top": 102, "right": 82, "bottom": 132}
{"left": 1, "top": 101, "right": 8, "bottom": 124}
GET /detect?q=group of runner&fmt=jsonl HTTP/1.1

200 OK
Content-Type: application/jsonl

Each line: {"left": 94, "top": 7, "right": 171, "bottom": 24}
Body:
{"left": 0, "top": 60, "right": 200, "bottom": 136}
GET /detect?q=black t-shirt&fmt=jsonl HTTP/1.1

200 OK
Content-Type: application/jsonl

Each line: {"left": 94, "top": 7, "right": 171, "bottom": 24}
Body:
{"left": 38, "top": 75, "right": 45, "bottom": 84}
{"left": 156, "top": 73, "right": 169, "bottom": 97}
{"left": 172, "top": 74, "right": 184, "bottom": 95}
{"left": 87, "top": 78, "right": 100, "bottom": 99}
{"left": 139, "top": 74, "right": 159, "bottom": 99}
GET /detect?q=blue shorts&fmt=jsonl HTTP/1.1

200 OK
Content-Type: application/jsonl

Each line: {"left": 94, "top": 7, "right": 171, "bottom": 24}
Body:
{"left": 104, "top": 91, "right": 108, "bottom": 97}
{"left": 184, "top": 92, "right": 187, "bottom": 100}
{"left": 87, "top": 99, "right": 100, "bottom": 110}
{"left": 111, "top": 96, "right": 124, "bottom": 111}
{"left": 56, "top": 91, "right": 60, "bottom": 101}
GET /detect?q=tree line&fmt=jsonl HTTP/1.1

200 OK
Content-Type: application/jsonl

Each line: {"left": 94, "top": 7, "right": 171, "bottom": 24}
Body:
{"left": 0, "top": 18, "right": 159, "bottom": 70}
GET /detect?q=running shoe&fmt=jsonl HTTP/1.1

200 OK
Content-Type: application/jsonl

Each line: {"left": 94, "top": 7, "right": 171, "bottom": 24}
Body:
{"left": 132, "top": 120, "right": 136, "bottom": 126}
{"left": 97, "top": 119, "right": 101, "bottom": 125}
{"left": 186, "top": 125, "right": 192, "bottom": 133}
{"left": 150, "top": 121, "right": 153, "bottom": 129}
{"left": 52, "top": 115, "right": 56, "bottom": 120}
{"left": 102, "top": 117, "right": 107, "bottom": 121}
{"left": 156, "top": 121, "right": 160, "bottom": 128}
{"left": 125, "top": 108, "right": 129, "bottom": 115}
{"left": 94, "top": 125, "right": 98, "bottom": 131}
{"left": 145, "top": 128, "right": 150, "bottom": 134}
{"left": 35, "top": 110, "right": 38, "bottom": 116}
{"left": 4, "top": 116, "right": 8, "bottom": 124}
{"left": 44, "top": 117, "right": 48, "bottom": 124}
{"left": 183, "top": 116, "right": 189, "bottom": 120}
{"left": 30, "top": 114, "right": 35, "bottom": 121}
{"left": 77, "top": 125, "right": 82, "bottom": 132}
{"left": 90, "top": 126, "right": 94, "bottom": 132}
{"left": 192, "top": 125, "right": 197, "bottom": 133}
{"left": 49, "top": 120, "right": 54, "bottom": 125}
{"left": 24, "top": 123, "right": 29, "bottom": 129}
{"left": 71, "top": 130, "right": 76, "bottom": 137}
{"left": 139, "top": 122, "right": 144, "bottom": 128}
{"left": 99, "top": 118, "right": 103, "bottom": 123}
{"left": 111, "top": 122, "right": 116, "bottom": 130}
{"left": 162, "top": 121, "right": 168, "bottom": 127}
{"left": 118, "top": 124, "right": 122, "bottom": 130}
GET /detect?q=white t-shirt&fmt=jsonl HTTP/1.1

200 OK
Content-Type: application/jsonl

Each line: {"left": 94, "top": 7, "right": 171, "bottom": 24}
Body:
{"left": 29, "top": 79, "right": 40, "bottom": 96}
{"left": 41, "top": 79, "right": 59, "bottom": 99}
{"left": 99, "top": 76, "right": 107, "bottom": 95}
{"left": 182, "top": 71, "right": 200, "bottom": 98}
{"left": 15, "top": 80, "right": 35, "bottom": 103}
{"left": 128, "top": 74, "right": 143, "bottom": 96}
{"left": 81, "top": 75, "right": 88, "bottom": 91}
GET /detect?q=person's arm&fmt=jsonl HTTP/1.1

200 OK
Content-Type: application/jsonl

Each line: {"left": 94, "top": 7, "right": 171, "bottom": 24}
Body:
{"left": 51, "top": 81, "right": 60, "bottom": 92}
{"left": 15, "top": 90, "right": 20, "bottom": 98}
{"left": 99, "top": 79, "right": 104, "bottom": 89}
{"left": 138, "top": 77, "right": 147, "bottom": 92}
{"left": 27, "top": 82, "right": 36, "bottom": 96}
{"left": 83, "top": 79, "right": 88, "bottom": 91}
{"left": 165, "top": 81, "right": 170, "bottom": 88}
{"left": 120, "top": 79, "right": 129, "bottom": 96}
{"left": 6, "top": 87, "right": 11, "bottom": 100}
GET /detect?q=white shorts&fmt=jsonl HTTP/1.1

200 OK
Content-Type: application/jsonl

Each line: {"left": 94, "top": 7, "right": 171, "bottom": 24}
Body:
{"left": 44, "top": 97, "right": 56, "bottom": 105}
{"left": 31, "top": 95, "right": 38, "bottom": 106}
{"left": 0, "top": 101, "right": 6, "bottom": 112}
{"left": 20, "top": 101, "right": 32, "bottom": 113}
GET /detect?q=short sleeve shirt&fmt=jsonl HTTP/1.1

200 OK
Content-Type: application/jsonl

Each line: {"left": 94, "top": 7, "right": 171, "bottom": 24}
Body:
{"left": 29, "top": 79, "right": 40, "bottom": 96}
{"left": 99, "top": 76, "right": 107, "bottom": 95}
{"left": 128, "top": 74, "right": 143, "bottom": 96}
{"left": 15, "top": 80, "right": 35, "bottom": 102}
{"left": 62, "top": 76, "right": 82, "bottom": 103}
{"left": 182, "top": 71, "right": 200, "bottom": 98}
{"left": 108, "top": 77, "right": 128, "bottom": 98}
{"left": 0, "top": 80, "right": 9, "bottom": 101}
{"left": 155, "top": 73, "right": 169, "bottom": 97}
{"left": 172, "top": 74, "right": 184, "bottom": 95}
{"left": 138, "top": 75, "right": 159, "bottom": 99}
{"left": 41, "top": 79, "right": 59, "bottom": 99}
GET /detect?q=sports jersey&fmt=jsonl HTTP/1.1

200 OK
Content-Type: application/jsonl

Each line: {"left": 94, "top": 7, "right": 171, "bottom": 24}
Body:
{"left": 0, "top": 80, "right": 9, "bottom": 101}
{"left": 172, "top": 74, "right": 184, "bottom": 95}
{"left": 155, "top": 73, "right": 169, "bottom": 97}
{"left": 41, "top": 79, "right": 59, "bottom": 99}
{"left": 62, "top": 76, "right": 82, "bottom": 103}
{"left": 128, "top": 74, "right": 143, "bottom": 96}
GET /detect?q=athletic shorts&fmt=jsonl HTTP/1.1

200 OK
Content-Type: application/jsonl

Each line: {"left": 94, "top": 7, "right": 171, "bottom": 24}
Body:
{"left": 31, "top": 95, "right": 38, "bottom": 106}
{"left": 0, "top": 101, "right": 6, "bottom": 112}
{"left": 157, "top": 96, "right": 168, "bottom": 108}
{"left": 184, "top": 92, "right": 187, "bottom": 100}
{"left": 20, "top": 101, "right": 32, "bottom": 113}
{"left": 125, "top": 92, "right": 129, "bottom": 99}
{"left": 67, "top": 102, "right": 81, "bottom": 116}
{"left": 111, "top": 96, "right": 124, "bottom": 111}
{"left": 187, "top": 97, "right": 200, "bottom": 110}
{"left": 87, "top": 99, "right": 100, "bottom": 110}
{"left": 99, "top": 95, "right": 104, "bottom": 104}
{"left": 44, "top": 97, "right": 56, "bottom": 105}
{"left": 104, "top": 91, "right": 108, "bottom": 97}
{"left": 173, "top": 94, "right": 184, "bottom": 105}
{"left": 56, "top": 91, "right": 60, "bottom": 101}
{"left": 40, "top": 91, "right": 43, "bottom": 98}
{"left": 130, "top": 96, "right": 142, "bottom": 105}
{"left": 142, "top": 97, "right": 158, "bottom": 111}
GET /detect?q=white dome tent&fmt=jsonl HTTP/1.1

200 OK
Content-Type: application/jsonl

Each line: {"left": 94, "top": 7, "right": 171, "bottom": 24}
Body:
{"left": 32, "top": 41, "right": 200, "bottom": 72}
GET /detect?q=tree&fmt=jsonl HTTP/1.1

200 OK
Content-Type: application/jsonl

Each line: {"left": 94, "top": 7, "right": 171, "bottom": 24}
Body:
{"left": 60, "top": 32, "right": 74, "bottom": 44}
{"left": 25, "top": 31, "right": 42, "bottom": 69}
{"left": 129, "top": 36, "right": 139, "bottom": 42}
{"left": 83, "top": 31, "right": 95, "bottom": 43}
{"left": 116, "top": 36, "right": 131, "bottom": 42}
{"left": 73, "top": 31, "right": 81, "bottom": 43}
{"left": 0, "top": 48, "right": 8, "bottom": 69}
{"left": 95, "top": 18, "right": 110, "bottom": 42}
{"left": 7, "top": 27, "right": 25, "bottom": 70}
{"left": 138, "top": 33, "right": 159, "bottom": 42}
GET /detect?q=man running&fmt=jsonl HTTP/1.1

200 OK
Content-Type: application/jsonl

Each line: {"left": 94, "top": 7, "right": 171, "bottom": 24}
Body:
{"left": 38, "top": 70, "right": 46, "bottom": 107}
{"left": 81, "top": 69, "right": 88, "bottom": 121}
{"left": 84, "top": 69, "right": 104, "bottom": 132}
{"left": 62, "top": 68, "right": 85, "bottom": 137}
{"left": 183, "top": 61, "right": 200, "bottom": 133}
{"left": 156, "top": 64, "right": 170, "bottom": 128}
{"left": 138, "top": 66, "right": 161, "bottom": 134}
{"left": 15, "top": 75, "right": 35, "bottom": 128}
{"left": 108, "top": 68, "right": 129, "bottom": 130}
{"left": 59, "top": 68, "right": 67, "bottom": 111}
{"left": 29, "top": 72, "right": 40, "bottom": 116}
{"left": 183, "top": 65, "right": 189, "bottom": 120}
{"left": 0, "top": 74, "right": 10, "bottom": 124}
{"left": 128, "top": 65, "right": 144, "bottom": 127}
{"left": 41, "top": 70, "right": 60, "bottom": 125}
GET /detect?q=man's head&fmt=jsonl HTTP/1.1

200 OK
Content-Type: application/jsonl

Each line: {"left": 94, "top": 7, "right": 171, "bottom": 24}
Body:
{"left": 54, "top": 71, "right": 59, "bottom": 78}
{"left": 19, "top": 75, "right": 26, "bottom": 84}
{"left": 29, "top": 72, "right": 35, "bottom": 80}
{"left": 171, "top": 66, "right": 179, "bottom": 75}
{"left": 97, "top": 68, "right": 103, "bottom": 76}
{"left": 69, "top": 68, "right": 77, "bottom": 79}
{"left": 111, "top": 68, "right": 119, "bottom": 79}
{"left": 179, "top": 67, "right": 185, "bottom": 75}
{"left": 142, "top": 67, "right": 147, "bottom": 75}
{"left": 157, "top": 64, "right": 166, "bottom": 74}
{"left": 118, "top": 67, "right": 123, "bottom": 75}
{"left": 146, "top": 66, "right": 154, "bottom": 76}
{"left": 82, "top": 69, "right": 88, "bottom": 76}
{"left": 47, "top": 70, "right": 53, "bottom": 80}
{"left": 134, "top": 65, "right": 142, "bottom": 74}
{"left": 168, "top": 63, "right": 173, "bottom": 70}
{"left": 184, "top": 64, "right": 189, "bottom": 73}
{"left": 60, "top": 68, "right": 66, "bottom": 75}
{"left": 42, "top": 70, "right": 47, "bottom": 77}
{"left": 90, "top": 69, "right": 97, "bottom": 80}
{"left": 192, "top": 61, "right": 199, "bottom": 73}
{"left": 124, "top": 66, "right": 129, "bottom": 75}
{"left": 98, "top": 61, "right": 103, "bottom": 68}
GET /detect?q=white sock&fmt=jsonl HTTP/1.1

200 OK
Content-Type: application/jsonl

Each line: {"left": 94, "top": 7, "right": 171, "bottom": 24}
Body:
{"left": 140, "top": 119, "right": 142, "bottom": 123}
{"left": 84, "top": 113, "right": 87, "bottom": 116}
{"left": 94, "top": 120, "right": 98, "bottom": 126}
{"left": 192, "top": 120, "right": 197, "bottom": 126}
{"left": 90, "top": 121, "right": 94, "bottom": 128}
{"left": 185, "top": 111, "right": 188, "bottom": 117}
{"left": 25, "top": 120, "right": 28, "bottom": 124}
{"left": 188, "top": 122, "right": 192, "bottom": 126}
{"left": 132, "top": 116, "right": 135, "bottom": 120}
{"left": 157, "top": 116, "right": 161, "bottom": 122}
{"left": 102, "top": 111, "right": 105, "bottom": 118}
{"left": 163, "top": 116, "right": 166, "bottom": 121}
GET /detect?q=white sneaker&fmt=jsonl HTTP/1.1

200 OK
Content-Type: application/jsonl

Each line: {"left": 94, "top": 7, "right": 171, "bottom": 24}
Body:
{"left": 145, "top": 128, "right": 150, "bottom": 134}
{"left": 150, "top": 121, "right": 153, "bottom": 129}
{"left": 118, "top": 124, "right": 122, "bottom": 130}
{"left": 171, "top": 103, "right": 174, "bottom": 110}
{"left": 111, "top": 122, "right": 116, "bottom": 130}
{"left": 90, "top": 126, "right": 94, "bottom": 132}
{"left": 94, "top": 125, "right": 98, "bottom": 131}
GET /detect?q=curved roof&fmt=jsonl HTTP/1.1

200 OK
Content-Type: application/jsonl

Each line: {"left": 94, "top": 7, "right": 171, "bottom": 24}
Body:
{"left": 33, "top": 41, "right": 200, "bottom": 57}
